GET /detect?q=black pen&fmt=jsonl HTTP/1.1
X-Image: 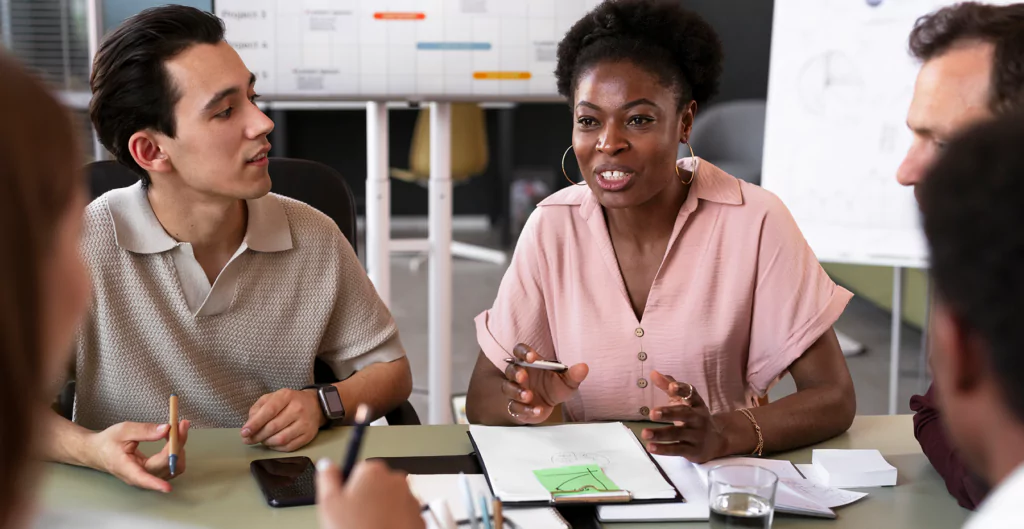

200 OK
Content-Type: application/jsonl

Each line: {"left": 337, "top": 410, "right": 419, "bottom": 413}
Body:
{"left": 340, "top": 403, "right": 371, "bottom": 483}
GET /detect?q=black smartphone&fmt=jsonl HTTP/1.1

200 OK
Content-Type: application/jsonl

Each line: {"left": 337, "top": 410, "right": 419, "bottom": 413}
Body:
{"left": 250, "top": 456, "right": 316, "bottom": 508}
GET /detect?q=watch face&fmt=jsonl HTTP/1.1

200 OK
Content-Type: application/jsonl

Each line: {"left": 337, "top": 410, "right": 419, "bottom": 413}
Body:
{"left": 320, "top": 387, "right": 345, "bottom": 419}
{"left": 324, "top": 390, "right": 343, "bottom": 413}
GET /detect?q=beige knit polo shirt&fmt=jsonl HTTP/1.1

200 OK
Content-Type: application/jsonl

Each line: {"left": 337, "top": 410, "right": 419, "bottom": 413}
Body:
{"left": 72, "top": 182, "right": 404, "bottom": 430}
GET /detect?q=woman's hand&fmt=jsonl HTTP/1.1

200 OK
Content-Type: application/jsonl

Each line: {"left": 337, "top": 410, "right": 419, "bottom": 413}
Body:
{"left": 641, "top": 370, "right": 727, "bottom": 463}
{"left": 501, "top": 343, "right": 589, "bottom": 424}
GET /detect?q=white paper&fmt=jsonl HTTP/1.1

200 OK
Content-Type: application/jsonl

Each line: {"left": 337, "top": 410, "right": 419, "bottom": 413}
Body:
{"left": 601, "top": 456, "right": 843, "bottom": 522}
{"left": 699, "top": 457, "right": 834, "bottom": 518}
{"left": 811, "top": 449, "right": 897, "bottom": 487}
{"left": 699, "top": 457, "right": 805, "bottom": 481}
{"left": 409, "top": 474, "right": 568, "bottom": 529}
{"left": 598, "top": 454, "right": 710, "bottom": 522}
{"left": 797, "top": 463, "right": 828, "bottom": 484}
{"left": 779, "top": 478, "right": 868, "bottom": 509}
{"left": 469, "top": 423, "right": 677, "bottom": 502}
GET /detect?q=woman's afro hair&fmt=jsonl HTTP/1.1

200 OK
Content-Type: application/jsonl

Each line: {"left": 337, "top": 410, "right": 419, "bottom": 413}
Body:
{"left": 555, "top": 0, "right": 724, "bottom": 109}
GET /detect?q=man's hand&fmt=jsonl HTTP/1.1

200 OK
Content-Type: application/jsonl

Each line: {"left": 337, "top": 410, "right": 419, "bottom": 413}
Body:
{"left": 241, "top": 388, "right": 325, "bottom": 452}
{"left": 316, "top": 458, "right": 425, "bottom": 529}
{"left": 87, "top": 420, "right": 191, "bottom": 493}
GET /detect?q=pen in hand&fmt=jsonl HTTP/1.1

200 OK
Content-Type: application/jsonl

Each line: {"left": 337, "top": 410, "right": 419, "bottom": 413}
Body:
{"left": 168, "top": 393, "right": 179, "bottom": 476}
{"left": 502, "top": 357, "right": 569, "bottom": 373}
{"left": 340, "top": 404, "right": 371, "bottom": 483}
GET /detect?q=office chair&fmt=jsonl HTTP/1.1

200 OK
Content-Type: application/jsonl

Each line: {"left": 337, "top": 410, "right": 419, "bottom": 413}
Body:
{"left": 61, "top": 159, "right": 420, "bottom": 425}
{"left": 679, "top": 99, "right": 767, "bottom": 185}
{"left": 390, "top": 103, "right": 507, "bottom": 267}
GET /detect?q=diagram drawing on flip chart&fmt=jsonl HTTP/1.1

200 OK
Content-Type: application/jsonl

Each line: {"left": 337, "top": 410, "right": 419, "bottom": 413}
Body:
{"left": 762, "top": 0, "right": 1016, "bottom": 268}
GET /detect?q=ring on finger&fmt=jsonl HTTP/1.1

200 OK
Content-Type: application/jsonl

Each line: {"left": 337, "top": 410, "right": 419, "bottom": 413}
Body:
{"left": 507, "top": 400, "right": 518, "bottom": 419}
{"left": 682, "top": 383, "right": 694, "bottom": 401}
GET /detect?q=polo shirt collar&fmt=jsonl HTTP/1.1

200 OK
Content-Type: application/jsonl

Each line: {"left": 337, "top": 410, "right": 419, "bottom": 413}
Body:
{"left": 106, "top": 182, "right": 293, "bottom": 254}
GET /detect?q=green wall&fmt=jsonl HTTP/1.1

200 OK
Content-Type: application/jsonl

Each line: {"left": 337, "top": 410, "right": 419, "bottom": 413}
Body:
{"left": 823, "top": 264, "right": 930, "bottom": 329}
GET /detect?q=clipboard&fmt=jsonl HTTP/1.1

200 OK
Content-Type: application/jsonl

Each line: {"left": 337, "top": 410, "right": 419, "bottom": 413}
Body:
{"left": 466, "top": 425, "right": 686, "bottom": 508}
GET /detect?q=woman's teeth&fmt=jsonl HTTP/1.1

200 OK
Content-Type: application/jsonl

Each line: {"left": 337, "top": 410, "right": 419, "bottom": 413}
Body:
{"left": 600, "top": 170, "right": 629, "bottom": 180}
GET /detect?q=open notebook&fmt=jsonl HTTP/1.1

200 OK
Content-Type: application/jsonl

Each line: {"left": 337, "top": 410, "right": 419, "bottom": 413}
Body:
{"left": 469, "top": 422, "right": 679, "bottom": 504}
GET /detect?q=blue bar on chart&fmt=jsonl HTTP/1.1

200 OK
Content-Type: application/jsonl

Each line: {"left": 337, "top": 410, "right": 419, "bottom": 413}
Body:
{"left": 417, "top": 42, "right": 492, "bottom": 51}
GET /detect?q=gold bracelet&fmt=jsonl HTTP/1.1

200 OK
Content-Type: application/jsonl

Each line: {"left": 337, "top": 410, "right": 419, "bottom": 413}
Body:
{"left": 738, "top": 408, "right": 764, "bottom": 457}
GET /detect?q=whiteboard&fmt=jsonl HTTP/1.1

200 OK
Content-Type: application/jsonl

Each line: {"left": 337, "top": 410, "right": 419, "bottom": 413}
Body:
{"left": 762, "top": 0, "right": 1013, "bottom": 268}
{"left": 214, "top": 0, "right": 601, "bottom": 101}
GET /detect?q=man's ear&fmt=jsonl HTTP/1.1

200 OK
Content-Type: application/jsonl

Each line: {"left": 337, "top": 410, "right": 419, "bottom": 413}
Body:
{"left": 679, "top": 100, "right": 698, "bottom": 144}
{"left": 128, "top": 131, "right": 173, "bottom": 174}
{"left": 932, "top": 302, "right": 986, "bottom": 395}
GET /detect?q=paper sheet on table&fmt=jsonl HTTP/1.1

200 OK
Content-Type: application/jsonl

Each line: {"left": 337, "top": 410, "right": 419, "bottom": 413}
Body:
{"left": 600, "top": 454, "right": 845, "bottom": 522}
{"left": 810, "top": 449, "right": 898, "bottom": 487}
{"left": 598, "top": 454, "right": 710, "bottom": 522}
{"left": 699, "top": 456, "right": 805, "bottom": 480}
{"left": 693, "top": 459, "right": 832, "bottom": 517}
{"left": 469, "top": 423, "right": 677, "bottom": 502}
{"left": 408, "top": 474, "right": 569, "bottom": 529}
{"left": 780, "top": 477, "right": 868, "bottom": 508}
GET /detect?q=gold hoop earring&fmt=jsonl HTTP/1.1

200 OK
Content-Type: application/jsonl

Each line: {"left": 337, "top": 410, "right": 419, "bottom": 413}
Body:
{"left": 561, "top": 145, "right": 586, "bottom": 186}
{"left": 676, "top": 141, "right": 696, "bottom": 186}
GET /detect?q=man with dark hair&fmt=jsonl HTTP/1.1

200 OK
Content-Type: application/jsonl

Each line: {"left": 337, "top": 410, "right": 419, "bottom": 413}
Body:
{"left": 44, "top": 5, "right": 413, "bottom": 492}
{"left": 918, "top": 114, "right": 1024, "bottom": 529}
{"left": 895, "top": 1, "right": 1024, "bottom": 510}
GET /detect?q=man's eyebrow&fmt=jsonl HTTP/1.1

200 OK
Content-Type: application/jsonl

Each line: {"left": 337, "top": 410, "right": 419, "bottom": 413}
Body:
{"left": 201, "top": 73, "right": 257, "bottom": 113}
{"left": 202, "top": 86, "right": 240, "bottom": 112}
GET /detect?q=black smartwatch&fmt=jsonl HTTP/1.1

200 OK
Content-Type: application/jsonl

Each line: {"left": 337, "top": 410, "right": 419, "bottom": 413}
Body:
{"left": 303, "top": 384, "right": 346, "bottom": 427}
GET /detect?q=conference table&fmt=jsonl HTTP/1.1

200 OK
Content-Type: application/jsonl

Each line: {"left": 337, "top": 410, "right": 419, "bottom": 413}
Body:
{"left": 39, "top": 415, "right": 968, "bottom": 528}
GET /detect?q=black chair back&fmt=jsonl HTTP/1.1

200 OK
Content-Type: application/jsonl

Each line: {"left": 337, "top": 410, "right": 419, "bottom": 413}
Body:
{"left": 76, "top": 159, "right": 419, "bottom": 425}
{"left": 87, "top": 158, "right": 358, "bottom": 250}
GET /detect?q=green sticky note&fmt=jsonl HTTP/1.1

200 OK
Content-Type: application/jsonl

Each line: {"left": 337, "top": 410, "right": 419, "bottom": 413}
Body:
{"left": 533, "top": 464, "right": 621, "bottom": 497}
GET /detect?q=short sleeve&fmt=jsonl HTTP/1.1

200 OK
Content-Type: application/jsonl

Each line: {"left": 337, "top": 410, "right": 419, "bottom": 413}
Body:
{"left": 317, "top": 233, "right": 403, "bottom": 379}
{"left": 746, "top": 196, "right": 852, "bottom": 395}
{"left": 474, "top": 210, "right": 556, "bottom": 370}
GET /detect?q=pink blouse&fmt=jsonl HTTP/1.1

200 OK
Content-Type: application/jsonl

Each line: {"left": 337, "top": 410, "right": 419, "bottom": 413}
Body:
{"left": 475, "top": 158, "right": 852, "bottom": 422}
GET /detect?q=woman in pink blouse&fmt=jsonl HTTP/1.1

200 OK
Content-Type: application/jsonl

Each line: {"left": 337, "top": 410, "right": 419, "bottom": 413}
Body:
{"left": 466, "top": 0, "right": 857, "bottom": 463}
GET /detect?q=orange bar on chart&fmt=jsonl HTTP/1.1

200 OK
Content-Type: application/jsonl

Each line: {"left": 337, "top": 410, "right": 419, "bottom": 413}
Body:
{"left": 473, "top": 71, "right": 532, "bottom": 80}
{"left": 373, "top": 12, "right": 426, "bottom": 20}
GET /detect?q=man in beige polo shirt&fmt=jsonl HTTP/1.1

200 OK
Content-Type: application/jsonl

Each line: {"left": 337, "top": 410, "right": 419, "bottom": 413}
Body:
{"left": 43, "top": 5, "right": 413, "bottom": 492}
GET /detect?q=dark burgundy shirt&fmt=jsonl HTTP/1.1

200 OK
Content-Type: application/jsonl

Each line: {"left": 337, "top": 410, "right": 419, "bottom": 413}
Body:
{"left": 910, "top": 384, "right": 989, "bottom": 510}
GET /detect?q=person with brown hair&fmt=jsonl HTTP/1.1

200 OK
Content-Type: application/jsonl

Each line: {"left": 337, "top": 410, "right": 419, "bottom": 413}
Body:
{"left": 0, "top": 50, "right": 423, "bottom": 529}
{"left": 0, "top": 48, "right": 91, "bottom": 529}
{"left": 43, "top": 4, "right": 413, "bottom": 493}
{"left": 896, "top": 1, "right": 1024, "bottom": 510}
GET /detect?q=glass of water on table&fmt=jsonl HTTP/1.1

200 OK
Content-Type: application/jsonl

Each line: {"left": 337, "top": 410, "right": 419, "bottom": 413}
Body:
{"left": 708, "top": 465, "right": 778, "bottom": 528}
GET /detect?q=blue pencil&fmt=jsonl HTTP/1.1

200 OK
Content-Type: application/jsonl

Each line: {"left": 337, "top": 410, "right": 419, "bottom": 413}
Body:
{"left": 480, "top": 493, "right": 492, "bottom": 529}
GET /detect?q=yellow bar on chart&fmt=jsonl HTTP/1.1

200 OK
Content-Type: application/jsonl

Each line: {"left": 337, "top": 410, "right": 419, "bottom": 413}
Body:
{"left": 473, "top": 71, "right": 532, "bottom": 80}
